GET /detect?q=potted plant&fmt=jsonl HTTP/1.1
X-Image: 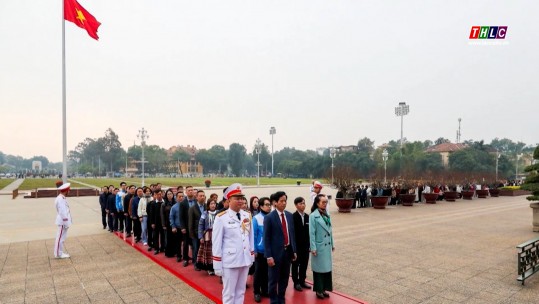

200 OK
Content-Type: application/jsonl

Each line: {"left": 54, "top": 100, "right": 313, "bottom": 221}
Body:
{"left": 369, "top": 181, "right": 390, "bottom": 209}
{"left": 421, "top": 182, "right": 438, "bottom": 204}
{"left": 461, "top": 182, "right": 475, "bottom": 200}
{"left": 443, "top": 181, "right": 459, "bottom": 202}
{"left": 476, "top": 188, "right": 489, "bottom": 198}
{"left": 489, "top": 181, "right": 502, "bottom": 197}
{"left": 399, "top": 180, "right": 416, "bottom": 206}
{"left": 330, "top": 167, "right": 358, "bottom": 213}
{"left": 297, "top": 180, "right": 301, "bottom": 186}
{"left": 204, "top": 179, "right": 211, "bottom": 188}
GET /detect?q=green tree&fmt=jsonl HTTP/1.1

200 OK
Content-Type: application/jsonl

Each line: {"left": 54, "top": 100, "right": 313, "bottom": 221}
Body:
{"left": 228, "top": 143, "right": 246, "bottom": 177}
{"left": 142, "top": 145, "right": 168, "bottom": 174}
{"left": 171, "top": 149, "right": 191, "bottom": 163}
{"left": 68, "top": 128, "right": 123, "bottom": 174}
{"left": 357, "top": 137, "right": 375, "bottom": 154}
{"left": 277, "top": 159, "right": 302, "bottom": 177}
{"left": 435, "top": 137, "right": 450, "bottom": 145}
{"left": 98, "top": 128, "right": 123, "bottom": 172}
{"left": 196, "top": 145, "right": 228, "bottom": 173}
{"left": 448, "top": 146, "right": 495, "bottom": 174}
{"left": 490, "top": 138, "right": 526, "bottom": 154}
{"left": 521, "top": 146, "right": 539, "bottom": 201}
{"left": 251, "top": 142, "right": 271, "bottom": 175}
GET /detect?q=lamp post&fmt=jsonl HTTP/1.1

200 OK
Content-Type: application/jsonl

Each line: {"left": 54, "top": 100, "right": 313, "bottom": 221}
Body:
{"left": 125, "top": 149, "right": 128, "bottom": 176}
{"left": 137, "top": 128, "right": 149, "bottom": 187}
{"left": 516, "top": 153, "right": 522, "bottom": 182}
{"left": 395, "top": 102, "right": 409, "bottom": 177}
{"left": 269, "top": 127, "right": 276, "bottom": 177}
{"left": 394, "top": 102, "right": 410, "bottom": 156}
{"left": 330, "top": 147, "right": 336, "bottom": 185}
{"left": 495, "top": 149, "right": 501, "bottom": 182}
{"left": 382, "top": 149, "right": 388, "bottom": 184}
{"left": 255, "top": 138, "right": 262, "bottom": 187}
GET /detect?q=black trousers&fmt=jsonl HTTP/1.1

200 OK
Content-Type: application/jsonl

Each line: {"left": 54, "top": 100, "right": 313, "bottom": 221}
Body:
{"left": 268, "top": 247, "right": 292, "bottom": 304}
{"left": 132, "top": 217, "right": 141, "bottom": 239}
{"left": 147, "top": 223, "right": 154, "bottom": 248}
{"left": 153, "top": 226, "right": 165, "bottom": 251}
{"left": 101, "top": 207, "right": 107, "bottom": 228}
{"left": 108, "top": 213, "right": 115, "bottom": 230}
{"left": 124, "top": 214, "right": 132, "bottom": 234}
{"left": 117, "top": 213, "right": 125, "bottom": 231}
{"left": 254, "top": 253, "right": 268, "bottom": 295}
{"left": 291, "top": 249, "right": 309, "bottom": 285}
{"left": 171, "top": 229, "right": 182, "bottom": 259}
{"left": 164, "top": 227, "right": 178, "bottom": 257}
{"left": 181, "top": 233, "right": 192, "bottom": 261}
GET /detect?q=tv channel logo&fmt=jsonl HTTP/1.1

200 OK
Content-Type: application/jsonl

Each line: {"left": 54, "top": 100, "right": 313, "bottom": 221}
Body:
{"left": 469, "top": 26, "right": 508, "bottom": 39}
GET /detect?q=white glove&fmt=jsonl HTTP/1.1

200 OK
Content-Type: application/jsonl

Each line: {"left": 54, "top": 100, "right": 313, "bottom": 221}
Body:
{"left": 214, "top": 269, "right": 223, "bottom": 277}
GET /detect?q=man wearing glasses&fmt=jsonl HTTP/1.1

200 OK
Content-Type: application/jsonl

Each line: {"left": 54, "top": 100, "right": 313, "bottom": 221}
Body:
{"left": 212, "top": 183, "right": 255, "bottom": 304}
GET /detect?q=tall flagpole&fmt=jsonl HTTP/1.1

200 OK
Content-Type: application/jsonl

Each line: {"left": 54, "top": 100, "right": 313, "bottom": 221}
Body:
{"left": 62, "top": 0, "right": 68, "bottom": 183}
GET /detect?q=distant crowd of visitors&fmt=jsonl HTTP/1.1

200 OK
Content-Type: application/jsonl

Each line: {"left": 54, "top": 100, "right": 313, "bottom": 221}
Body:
{"left": 346, "top": 180, "right": 512, "bottom": 207}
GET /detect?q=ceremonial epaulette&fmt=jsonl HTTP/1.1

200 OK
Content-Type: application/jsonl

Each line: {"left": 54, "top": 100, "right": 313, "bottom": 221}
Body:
{"left": 217, "top": 211, "right": 227, "bottom": 217}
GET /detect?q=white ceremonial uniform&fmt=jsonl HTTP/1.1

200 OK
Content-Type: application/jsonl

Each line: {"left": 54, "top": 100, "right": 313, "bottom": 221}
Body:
{"left": 212, "top": 209, "right": 255, "bottom": 304}
{"left": 54, "top": 193, "right": 72, "bottom": 257}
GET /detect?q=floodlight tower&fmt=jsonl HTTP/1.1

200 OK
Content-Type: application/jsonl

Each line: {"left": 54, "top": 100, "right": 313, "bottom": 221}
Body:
{"left": 137, "top": 128, "right": 149, "bottom": 186}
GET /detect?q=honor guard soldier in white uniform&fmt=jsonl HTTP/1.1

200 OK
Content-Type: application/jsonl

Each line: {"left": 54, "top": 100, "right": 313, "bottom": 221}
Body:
{"left": 212, "top": 183, "right": 255, "bottom": 304}
{"left": 54, "top": 182, "right": 72, "bottom": 259}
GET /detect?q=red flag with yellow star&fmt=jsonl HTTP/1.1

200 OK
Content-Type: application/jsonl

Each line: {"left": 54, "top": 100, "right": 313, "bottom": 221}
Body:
{"left": 64, "top": 0, "right": 101, "bottom": 40}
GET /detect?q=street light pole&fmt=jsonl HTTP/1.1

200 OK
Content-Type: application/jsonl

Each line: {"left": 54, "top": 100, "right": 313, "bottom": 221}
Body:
{"left": 516, "top": 153, "right": 522, "bottom": 182}
{"left": 137, "top": 128, "right": 149, "bottom": 187}
{"left": 395, "top": 102, "right": 409, "bottom": 177}
{"left": 382, "top": 149, "right": 388, "bottom": 184}
{"left": 255, "top": 138, "right": 261, "bottom": 187}
{"left": 495, "top": 149, "right": 500, "bottom": 182}
{"left": 269, "top": 127, "right": 276, "bottom": 177}
{"left": 330, "top": 147, "right": 336, "bottom": 185}
{"left": 394, "top": 102, "right": 410, "bottom": 157}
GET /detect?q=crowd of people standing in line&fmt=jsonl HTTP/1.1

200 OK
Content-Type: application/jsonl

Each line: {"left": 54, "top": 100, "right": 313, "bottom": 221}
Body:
{"left": 97, "top": 181, "right": 335, "bottom": 304}
{"left": 348, "top": 181, "right": 509, "bottom": 207}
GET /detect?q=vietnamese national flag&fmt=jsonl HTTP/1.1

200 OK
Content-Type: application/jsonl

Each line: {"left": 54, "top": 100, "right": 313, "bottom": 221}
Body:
{"left": 64, "top": 0, "right": 101, "bottom": 40}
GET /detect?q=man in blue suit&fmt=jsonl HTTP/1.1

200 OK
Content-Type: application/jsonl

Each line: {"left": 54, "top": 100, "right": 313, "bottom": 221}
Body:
{"left": 264, "top": 191, "right": 297, "bottom": 304}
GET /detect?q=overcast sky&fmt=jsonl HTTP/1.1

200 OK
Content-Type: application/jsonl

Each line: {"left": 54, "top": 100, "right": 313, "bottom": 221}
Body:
{"left": 1, "top": 0, "right": 538, "bottom": 162}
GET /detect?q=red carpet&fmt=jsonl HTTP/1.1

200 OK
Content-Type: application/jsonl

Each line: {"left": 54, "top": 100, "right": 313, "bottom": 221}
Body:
{"left": 114, "top": 232, "right": 368, "bottom": 304}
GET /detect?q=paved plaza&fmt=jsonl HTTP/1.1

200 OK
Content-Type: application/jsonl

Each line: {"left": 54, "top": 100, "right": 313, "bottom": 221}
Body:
{"left": 0, "top": 184, "right": 538, "bottom": 303}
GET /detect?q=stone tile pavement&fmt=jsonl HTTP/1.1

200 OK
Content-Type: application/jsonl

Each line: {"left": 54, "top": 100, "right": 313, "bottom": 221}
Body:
{"left": 0, "top": 234, "right": 212, "bottom": 304}
{"left": 1, "top": 186, "right": 539, "bottom": 303}
{"left": 326, "top": 195, "right": 539, "bottom": 304}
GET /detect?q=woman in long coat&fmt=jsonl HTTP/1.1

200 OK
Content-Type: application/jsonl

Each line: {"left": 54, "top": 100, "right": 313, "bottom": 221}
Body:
{"left": 309, "top": 194, "right": 334, "bottom": 299}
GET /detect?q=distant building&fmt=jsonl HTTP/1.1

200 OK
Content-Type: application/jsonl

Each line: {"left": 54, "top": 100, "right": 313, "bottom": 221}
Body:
{"left": 32, "top": 161, "right": 42, "bottom": 172}
{"left": 315, "top": 147, "right": 326, "bottom": 156}
{"left": 167, "top": 145, "right": 197, "bottom": 160}
{"left": 166, "top": 145, "right": 203, "bottom": 176}
{"left": 336, "top": 145, "right": 358, "bottom": 153}
{"left": 426, "top": 142, "right": 467, "bottom": 167}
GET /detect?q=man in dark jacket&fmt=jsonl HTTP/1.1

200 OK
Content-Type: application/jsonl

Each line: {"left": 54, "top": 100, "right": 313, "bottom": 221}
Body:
{"left": 106, "top": 187, "right": 118, "bottom": 232}
{"left": 131, "top": 187, "right": 143, "bottom": 242}
{"left": 149, "top": 189, "right": 165, "bottom": 255}
{"left": 291, "top": 197, "right": 310, "bottom": 291}
{"left": 99, "top": 186, "right": 109, "bottom": 229}
{"left": 360, "top": 186, "right": 367, "bottom": 208}
{"left": 188, "top": 190, "right": 206, "bottom": 270}
{"left": 264, "top": 191, "right": 297, "bottom": 304}
{"left": 123, "top": 185, "right": 135, "bottom": 237}
{"left": 179, "top": 186, "right": 196, "bottom": 266}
